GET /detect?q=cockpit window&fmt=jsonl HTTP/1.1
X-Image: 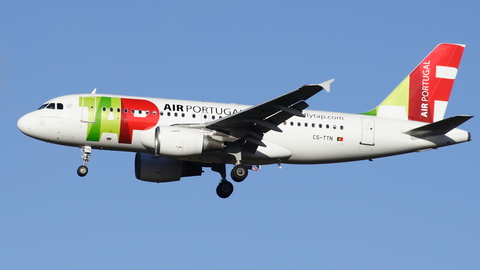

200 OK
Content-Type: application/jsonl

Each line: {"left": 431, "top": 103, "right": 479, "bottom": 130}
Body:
{"left": 38, "top": 103, "right": 64, "bottom": 110}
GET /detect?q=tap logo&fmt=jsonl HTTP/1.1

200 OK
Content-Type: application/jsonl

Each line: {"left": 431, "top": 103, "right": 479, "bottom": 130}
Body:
{"left": 79, "top": 97, "right": 159, "bottom": 144}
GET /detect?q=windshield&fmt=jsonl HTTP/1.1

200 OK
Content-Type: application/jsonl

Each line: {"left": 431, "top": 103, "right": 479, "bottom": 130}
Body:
{"left": 37, "top": 103, "right": 63, "bottom": 110}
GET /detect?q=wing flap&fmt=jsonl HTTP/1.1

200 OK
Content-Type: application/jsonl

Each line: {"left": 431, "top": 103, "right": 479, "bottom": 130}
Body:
{"left": 272, "top": 104, "right": 305, "bottom": 117}
{"left": 244, "top": 119, "right": 283, "bottom": 132}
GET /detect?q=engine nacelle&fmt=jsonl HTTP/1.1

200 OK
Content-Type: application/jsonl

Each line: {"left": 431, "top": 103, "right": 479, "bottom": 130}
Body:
{"left": 135, "top": 153, "right": 202, "bottom": 182}
{"left": 141, "top": 126, "right": 224, "bottom": 156}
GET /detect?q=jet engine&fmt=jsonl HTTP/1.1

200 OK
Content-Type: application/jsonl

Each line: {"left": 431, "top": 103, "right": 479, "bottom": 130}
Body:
{"left": 135, "top": 153, "right": 203, "bottom": 182}
{"left": 141, "top": 126, "right": 224, "bottom": 156}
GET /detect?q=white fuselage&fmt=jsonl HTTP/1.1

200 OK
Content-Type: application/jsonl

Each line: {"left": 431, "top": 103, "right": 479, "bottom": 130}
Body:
{"left": 17, "top": 94, "right": 471, "bottom": 165}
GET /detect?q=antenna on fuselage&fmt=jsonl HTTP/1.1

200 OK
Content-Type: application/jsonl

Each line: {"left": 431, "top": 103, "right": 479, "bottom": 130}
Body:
{"left": 91, "top": 88, "right": 97, "bottom": 94}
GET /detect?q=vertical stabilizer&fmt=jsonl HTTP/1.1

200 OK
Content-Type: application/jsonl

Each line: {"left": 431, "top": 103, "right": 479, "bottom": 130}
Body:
{"left": 363, "top": 43, "right": 465, "bottom": 123}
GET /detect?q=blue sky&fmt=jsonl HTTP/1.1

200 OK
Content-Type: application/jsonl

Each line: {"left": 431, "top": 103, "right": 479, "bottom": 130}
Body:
{"left": 1, "top": 1, "right": 479, "bottom": 269}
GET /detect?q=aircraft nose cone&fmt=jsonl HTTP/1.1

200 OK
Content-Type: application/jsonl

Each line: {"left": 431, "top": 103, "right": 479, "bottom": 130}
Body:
{"left": 17, "top": 114, "right": 32, "bottom": 135}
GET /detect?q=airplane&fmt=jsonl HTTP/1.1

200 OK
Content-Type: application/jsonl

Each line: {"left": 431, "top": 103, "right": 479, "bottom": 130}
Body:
{"left": 17, "top": 43, "right": 472, "bottom": 198}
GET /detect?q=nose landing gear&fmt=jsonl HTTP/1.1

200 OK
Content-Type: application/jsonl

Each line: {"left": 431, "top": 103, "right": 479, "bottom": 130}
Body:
{"left": 77, "top": 146, "right": 91, "bottom": 177}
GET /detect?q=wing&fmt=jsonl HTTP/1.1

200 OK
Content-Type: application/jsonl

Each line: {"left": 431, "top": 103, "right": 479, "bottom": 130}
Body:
{"left": 200, "top": 79, "right": 334, "bottom": 152}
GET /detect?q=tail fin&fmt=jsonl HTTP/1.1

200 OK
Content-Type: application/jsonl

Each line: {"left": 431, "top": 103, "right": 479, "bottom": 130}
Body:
{"left": 363, "top": 43, "right": 465, "bottom": 123}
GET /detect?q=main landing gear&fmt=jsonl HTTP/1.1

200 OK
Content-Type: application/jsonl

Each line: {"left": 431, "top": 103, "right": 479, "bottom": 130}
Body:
{"left": 212, "top": 164, "right": 249, "bottom": 199}
{"left": 77, "top": 146, "right": 91, "bottom": 177}
{"left": 216, "top": 180, "right": 234, "bottom": 199}
{"left": 231, "top": 164, "right": 248, "bottom": 182}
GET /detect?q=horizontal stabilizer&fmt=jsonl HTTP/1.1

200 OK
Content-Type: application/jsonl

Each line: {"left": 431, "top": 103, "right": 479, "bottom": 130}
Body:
{"left": 405, "top": 115, "right": 473, "bottom": 137}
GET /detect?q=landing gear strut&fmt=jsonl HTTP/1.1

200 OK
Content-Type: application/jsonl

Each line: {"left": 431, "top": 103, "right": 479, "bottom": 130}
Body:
{"left": 77, "top": 146, "right": 91, "bottom": 177}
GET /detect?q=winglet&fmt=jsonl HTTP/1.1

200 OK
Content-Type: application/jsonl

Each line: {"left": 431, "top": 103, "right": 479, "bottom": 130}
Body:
{"left": 91, "top": 88, "right": 97, "bottom": 94}
{"left": 317, "top": 79, "right": 335, "bottom": 93}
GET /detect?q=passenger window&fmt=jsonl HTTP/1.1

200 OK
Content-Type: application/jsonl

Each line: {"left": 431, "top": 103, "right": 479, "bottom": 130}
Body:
{"left": 333, "top": 125, "right": 337, "bottom": 129}
{"left": 326, "top": 124, "right": 330, "bottom": 129}
{"left": 192, "top": 114, "right": 196, "bottom": 118}
{"left": 124, "top": 109, "right": 128, "bottom": 113}
{"left": 167, "top": 112, "right": 171, "bottom": 116}
{"left": 117, "top": 108, "right": 121, "bottom": 113}
{"left": 290, "top": 122, "right": 294, "bottom": 126}
{"left": 312, "top": 123, "right": 315, "bottom": 127}
{"left": 304, "top": 123, "right": 308, "bottom": 127}
{"left": 340, "top": 125, "right": 344, "bottom": 130}
{"left": 297, "top": 122, "right": 301, "bottom": 127}
{"left": 153, "top": 111, "right": 157, "bottom": 116}
{"left": 319, "top": 124, "right": 322, "bottom": 128}
{"left": 57, "top": 103, "right": 64, "bottom": 110}
{"left": 110, "top": 108, "right": 114, "bottom": 112}
{"left": 212, "top": 115, "right": 215, "bottom": 120}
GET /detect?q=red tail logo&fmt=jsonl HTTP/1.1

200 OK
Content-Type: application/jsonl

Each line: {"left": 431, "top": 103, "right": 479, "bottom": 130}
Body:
{"left": 408, "top": 43, "right": 465, "bottom": 123}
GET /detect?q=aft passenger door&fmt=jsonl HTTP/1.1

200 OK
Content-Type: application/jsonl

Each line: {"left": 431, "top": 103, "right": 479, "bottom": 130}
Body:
{"left": 360, "top": 118, "right": 375, "bottom": 146}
